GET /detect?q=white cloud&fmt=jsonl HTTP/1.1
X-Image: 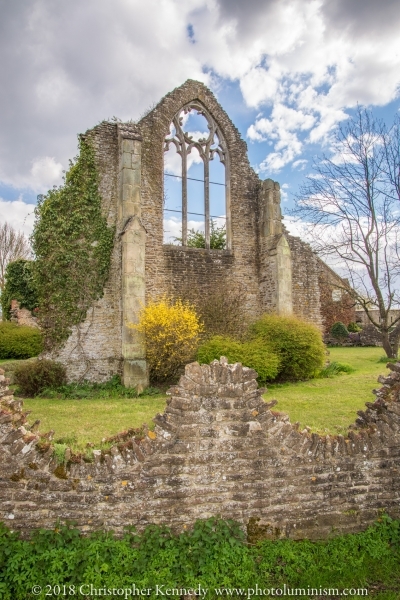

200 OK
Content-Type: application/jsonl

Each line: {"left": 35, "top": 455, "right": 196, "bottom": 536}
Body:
{"left": 30, "top": 157, "right": 63, "bottom": 191}
{"left": 260, "top": 145, "right": 300, "bottom": 173}
{"left": 0, "top": 0, "right": 399, "bottom": 193}
{"left": 163, "top": 216, "right": 207, "bottom": 244}
{"left": 248, "top": 104, "right": 316, "bottom": 172}
{"left": 0, "top": 199, "right": 35, "bottom": 237}
{"left": 292, "top": 159, "right": 308, "bottom": 170}
{"left": 164, "top": 145, "right": 203, "bottom": 176}
{"left": 227, "top": 0, "right": 400, "bottom": 172}
{"left": 280, "top": 183, "right": 289, "bottom": 201}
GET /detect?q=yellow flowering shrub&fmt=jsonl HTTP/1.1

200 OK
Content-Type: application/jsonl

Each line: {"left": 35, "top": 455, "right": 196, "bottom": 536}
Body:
{"left": 131, "top": 298, "right": 203, "bottom": 382}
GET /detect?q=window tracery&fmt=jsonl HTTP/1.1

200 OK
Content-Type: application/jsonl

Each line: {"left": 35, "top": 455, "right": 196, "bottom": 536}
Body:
{"left": 163, "top": 102, "right": 231, "bottom": 249}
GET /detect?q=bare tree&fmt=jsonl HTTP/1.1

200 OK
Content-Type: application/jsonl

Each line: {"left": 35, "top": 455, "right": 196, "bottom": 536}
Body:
{"left": 292, "top": 108, "right": 400, "bottom": 357}
{"left": 0, "top": 222, "right": 31, "bottom": 292}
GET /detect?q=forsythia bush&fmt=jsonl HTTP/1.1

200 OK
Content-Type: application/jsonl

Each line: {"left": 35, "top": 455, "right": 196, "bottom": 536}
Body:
{"left": 132, "top": 298, "right": 203, "bottom": 382}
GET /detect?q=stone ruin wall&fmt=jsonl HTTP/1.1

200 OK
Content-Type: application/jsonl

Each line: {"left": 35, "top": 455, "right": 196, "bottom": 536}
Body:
{"left": 48, "top": 122, "right": 123, "bottom": 382}
{"left": 138, "top": 81, "right": 263, "bottom": 318}
{"left": 47, "top": 82, "right": 265, "bottom": 382}
{"left": 47, "top": 80, "right": 326, "bottom": 382}
{"left": 316, "top": 258, "right": 356, "bottom": 336}
{"left": 287, "top": 235, "right": 323, "bottom": 328}
{"left": 1, "top": 358, "right": 400, "bottom": 540}
{"left": 10, "top": 300, "right": 39, "bottom": 329}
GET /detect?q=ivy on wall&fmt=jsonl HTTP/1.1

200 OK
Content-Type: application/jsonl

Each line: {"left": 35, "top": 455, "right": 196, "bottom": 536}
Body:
{"left": 32, "top": 138, "right": 114, "bottom": 349}
{"left": 1, "top": 259, "right": 38, "bottom": 319}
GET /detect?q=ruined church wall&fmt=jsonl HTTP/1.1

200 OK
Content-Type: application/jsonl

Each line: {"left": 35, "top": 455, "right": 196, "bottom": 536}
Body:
{"left": 47, "top": 81, "right": 334, "bottom": 382}
{"left": 288, "top": 235, "right": 323, "bottom": 328}
{"left": 138, "top": 80, "right": 263, "bottom": 318}
{"left": 50, "top": 122, "right": 123, "bottom": 381}
{"left": 2, "top": 359, "right": 400, "bottom": 540}
{"left": 316, "top": 258, "right": 356, "bottom": 334}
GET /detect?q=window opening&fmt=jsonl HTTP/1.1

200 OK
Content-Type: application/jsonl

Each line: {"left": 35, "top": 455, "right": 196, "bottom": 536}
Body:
{"left": 163, "top": 102, "right": 230, "bottom": 249}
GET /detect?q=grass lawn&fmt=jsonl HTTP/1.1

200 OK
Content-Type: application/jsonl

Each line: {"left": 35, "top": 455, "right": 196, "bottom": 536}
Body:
{"left": 9, "top": 346, "right": 393, "bottom": 450}
{"left": 22, "top": 395, "right": 167, "bottom": 452}
{"left": 266, "top": 346, "right": 389, "bottom": 435}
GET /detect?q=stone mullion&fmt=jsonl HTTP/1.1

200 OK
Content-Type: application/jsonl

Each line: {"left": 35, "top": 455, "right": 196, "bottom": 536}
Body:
{"left": 204, "top": 157, "right": 210, "bottom": 249}
{"left": 181, "top": 143, "right": 188, "bottom": 247}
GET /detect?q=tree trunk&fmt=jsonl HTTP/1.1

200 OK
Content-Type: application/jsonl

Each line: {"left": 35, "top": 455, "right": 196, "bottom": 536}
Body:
{"left": 381, "top": 331, "right": 396, "bottom": 358}
{"left": 391, "top": 326, "right": 400, "bottom": 358}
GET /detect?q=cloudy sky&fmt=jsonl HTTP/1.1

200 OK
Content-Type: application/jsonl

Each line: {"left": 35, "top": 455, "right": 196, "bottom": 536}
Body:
{"left": 1, "top": 0, "right": 399, "bottom": 237}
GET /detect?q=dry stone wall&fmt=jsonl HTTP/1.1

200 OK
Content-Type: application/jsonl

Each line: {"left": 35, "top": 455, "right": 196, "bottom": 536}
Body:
{"left": 2, "top": 359, "right": 400, "bottom": 540}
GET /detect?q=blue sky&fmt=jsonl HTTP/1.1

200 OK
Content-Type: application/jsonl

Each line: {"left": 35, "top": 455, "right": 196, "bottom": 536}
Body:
{"left": 0, "top": 0, "right": 399, "bottom": 237}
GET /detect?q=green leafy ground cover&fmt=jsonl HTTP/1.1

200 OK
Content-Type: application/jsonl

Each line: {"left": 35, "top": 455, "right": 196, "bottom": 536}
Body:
{"left": 267, "top": 346, "right": 387, "bottom": 435}
{"left": 0, "top": 516, "right": 399, "bottom": 599}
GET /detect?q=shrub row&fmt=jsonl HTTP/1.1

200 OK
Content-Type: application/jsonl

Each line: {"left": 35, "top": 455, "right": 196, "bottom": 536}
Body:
{"left": 10, "top": 308, "right": 326, "bottom": 391}
{"left": 197, "top": 314, "right": 325, "bottom": 383}
{"left": 8, "top": 301, "right": 326, "bottom": 391}
{"left": 134, "top": 299, "right": 326, "bottom": 384}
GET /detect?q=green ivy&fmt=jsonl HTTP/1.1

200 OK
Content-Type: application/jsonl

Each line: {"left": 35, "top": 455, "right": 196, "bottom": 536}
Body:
{"left": 0, "top": 517, "right": 399, "bottom": 599}
{"left": 1, "top": 259, "right": 38, "bottom": 319}
{"left": 32, "top": 138, "right": 114, "bottom": 349}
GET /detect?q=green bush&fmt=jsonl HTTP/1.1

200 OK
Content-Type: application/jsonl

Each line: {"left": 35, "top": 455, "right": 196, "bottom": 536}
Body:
{"left": 14, "top": 359, "right": 67, "bottom": 396}
{"left": 0, "top": 322, "right": 43, "bottom": 359}
{"left": 174, "top": 219, "right": 226, "bottom": 249}
{"left": 330, "top": 321, "right": 349, "bottom": 340}
{"left": 347, "top": 321, "right": 362, "bottom": 332}
{"left": 196, "top": 335, "right": 280, "bottom": 383}
{"left": 249, "top": 314, "right": 325, "bottom": 381}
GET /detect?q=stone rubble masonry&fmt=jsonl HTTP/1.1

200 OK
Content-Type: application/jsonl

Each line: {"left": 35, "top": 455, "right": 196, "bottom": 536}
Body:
{"left": 10, "top": 300, "right": 39, "bottom": 329}
{"left": 1, "top": 358, "right": 400, "bottom": 540}
{"left": 47, "top": 80, "right": 329, "bottom": 383}
{"left": 287, "top": 235, "right": 323, "bottom": 328}
{"left": 316, "top": 258, "right": 356, "bottom": 335}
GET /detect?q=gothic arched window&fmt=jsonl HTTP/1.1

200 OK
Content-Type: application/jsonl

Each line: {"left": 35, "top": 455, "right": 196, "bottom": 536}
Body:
{"left": 163, "top": 102, "right": 231, "bottom": 250}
